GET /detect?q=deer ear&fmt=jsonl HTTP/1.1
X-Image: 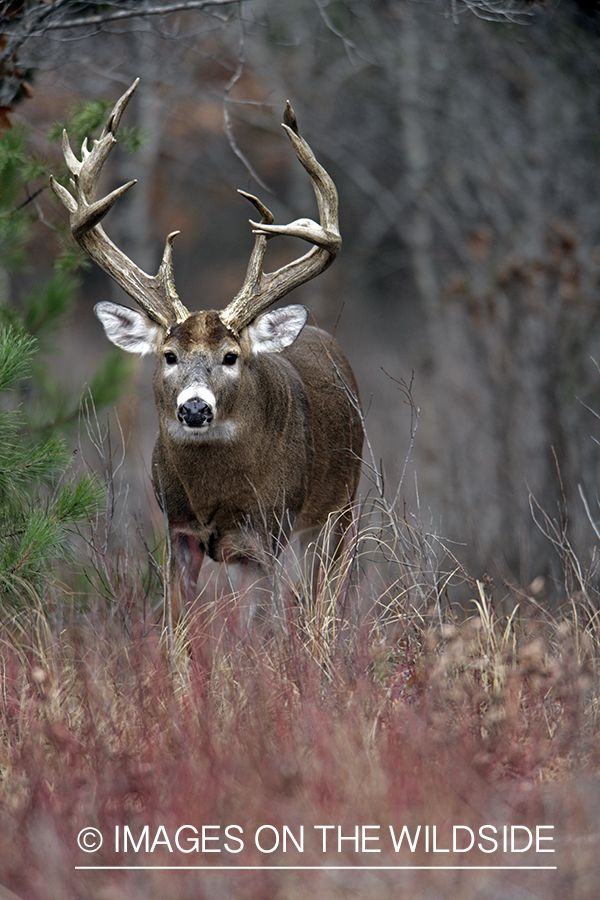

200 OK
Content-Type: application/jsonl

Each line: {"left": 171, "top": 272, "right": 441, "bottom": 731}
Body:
{"left": 94, "top": 301, "right": 163, "bottom": 356}
{"left": 248, "top": 305, "right": 308, "bottom": 355}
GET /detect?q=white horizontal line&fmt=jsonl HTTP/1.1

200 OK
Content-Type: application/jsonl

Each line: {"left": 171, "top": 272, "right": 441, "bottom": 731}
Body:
{"left": 75, "top": 865, "right": 558, "bottom": 871}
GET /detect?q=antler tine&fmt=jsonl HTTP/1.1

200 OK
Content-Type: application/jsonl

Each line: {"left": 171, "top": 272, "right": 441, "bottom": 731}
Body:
{"left": 219, "top": 102, "right": 341, "bottom": 336}
{"left": 50, "top": 78, "right": 190, "bottom": 329}
{"left": 220, "top": 190, "right": 275, "bottom": 328}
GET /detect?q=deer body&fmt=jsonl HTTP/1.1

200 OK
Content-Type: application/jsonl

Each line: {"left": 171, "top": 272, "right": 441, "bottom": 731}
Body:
{"left": 152, "top": 321, "right": 361, "bottom": 563}
{"left": 51, "top": 80, "right": 363, "bottom": 622}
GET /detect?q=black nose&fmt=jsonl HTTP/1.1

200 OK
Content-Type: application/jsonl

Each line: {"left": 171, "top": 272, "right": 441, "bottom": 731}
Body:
{"left": 177, "top": 398, "right": 213, "bottom": 428}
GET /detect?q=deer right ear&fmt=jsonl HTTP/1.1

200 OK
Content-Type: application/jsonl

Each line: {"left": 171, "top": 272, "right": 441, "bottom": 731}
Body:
{"left": 94, "top": 301, "right": 163, "bottom": 356}
{"left": 247, "top": 305, "right": 309, "bottom": 355}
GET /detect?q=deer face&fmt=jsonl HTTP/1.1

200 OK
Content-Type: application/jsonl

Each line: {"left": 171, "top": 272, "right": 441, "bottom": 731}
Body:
{"left": 158, "top": 311, "right": 243, "bottom": 441}
{"left": 94, "top": 301, "right": 309, "bottom": 442}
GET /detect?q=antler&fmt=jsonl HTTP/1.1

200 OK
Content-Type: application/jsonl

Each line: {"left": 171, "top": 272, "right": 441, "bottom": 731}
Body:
{"left": 50, "top": 78, "right": 190, "bottom": 329}
{"left": 219, "top": 101, "right": 342, "bottom": 336}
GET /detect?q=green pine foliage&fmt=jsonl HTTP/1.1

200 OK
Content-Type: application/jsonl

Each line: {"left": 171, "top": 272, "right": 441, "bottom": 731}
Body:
{"left": 0, "top": 125, "right": 32, "bottom": 272}
{"left": 48, "top": 95, "right": 143, "bottom": 154}
{"left": 0, "top": 95, "right": 142, "bottom": 605}
{"left": 0, "top": 322, "right": 103, "bottom": 601}
{"left": 0, "top": 100, "right": 136, "bottom": 431}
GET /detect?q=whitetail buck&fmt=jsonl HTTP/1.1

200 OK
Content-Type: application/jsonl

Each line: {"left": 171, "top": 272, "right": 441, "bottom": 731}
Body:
{"left": 51, "top": 79, "right": 363, "bottom": 624}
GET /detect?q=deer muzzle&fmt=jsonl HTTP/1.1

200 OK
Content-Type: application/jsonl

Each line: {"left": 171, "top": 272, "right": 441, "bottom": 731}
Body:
{"left": 177, "top": 397, "right": 214, "bottom": 428}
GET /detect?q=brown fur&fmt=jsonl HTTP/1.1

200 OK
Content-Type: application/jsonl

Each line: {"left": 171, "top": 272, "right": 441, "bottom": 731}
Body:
{"left": 149, "top": 312, "right": 363, "bottom": 621}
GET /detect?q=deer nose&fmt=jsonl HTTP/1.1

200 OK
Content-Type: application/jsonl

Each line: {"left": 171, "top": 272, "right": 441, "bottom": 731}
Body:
{"left": 177, "top": 397, "right": 214, "bottom": 428}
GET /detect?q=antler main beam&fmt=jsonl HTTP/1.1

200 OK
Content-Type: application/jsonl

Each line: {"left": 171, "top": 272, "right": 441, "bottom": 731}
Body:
{"left": 51, "top": 83, "right": 340, "bottom": 336}
{"left": 50, "top": 78, "right": 190, "bottom": 329}
{"left": 219, "top": 101, "right": 342, "bottom": 335}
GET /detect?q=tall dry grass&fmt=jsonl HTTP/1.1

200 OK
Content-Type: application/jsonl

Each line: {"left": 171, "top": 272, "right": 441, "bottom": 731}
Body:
{"left": 1, "top": 410, "right": 600, "bottom": 898}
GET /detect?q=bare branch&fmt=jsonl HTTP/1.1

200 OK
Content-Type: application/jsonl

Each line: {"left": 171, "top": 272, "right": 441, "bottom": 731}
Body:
{"left": 222, "top": 20, "right": 273, "bottom": 194}
{"left": 579, "top": 484, "right": 600, "bottom": 544}
{"left": 13, "top": 0, "right": 246, "bottom": 34}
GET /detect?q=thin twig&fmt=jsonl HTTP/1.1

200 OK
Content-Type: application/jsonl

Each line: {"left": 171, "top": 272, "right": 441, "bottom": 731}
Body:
{"left": 223, "top": 19, "right": 273, "bottom": 193}
{"left": 18, "top": 0, "right": 244, "bottom": 33}
{"left": 579, "top": 483, "right": 600, "bottom": 543}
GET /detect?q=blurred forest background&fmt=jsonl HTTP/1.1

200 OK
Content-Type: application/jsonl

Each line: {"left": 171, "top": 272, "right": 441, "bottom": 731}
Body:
{"left": 3, "top": 0, "right": 600, "bottom": 600}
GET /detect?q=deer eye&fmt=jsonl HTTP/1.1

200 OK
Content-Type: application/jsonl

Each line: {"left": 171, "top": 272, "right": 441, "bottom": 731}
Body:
{"left": 164, "top": 351, "right": 178, "bottom": 365}
{"left": 222, "top": 351, "right": 238, "bottom": 366}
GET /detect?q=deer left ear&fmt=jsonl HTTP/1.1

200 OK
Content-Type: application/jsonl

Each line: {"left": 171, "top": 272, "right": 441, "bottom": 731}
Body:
{"left": 94, "top": 301, "right": 163, "bottom": 356}
{"left": 248, "top": 305, "right": 308, "bottom": 355}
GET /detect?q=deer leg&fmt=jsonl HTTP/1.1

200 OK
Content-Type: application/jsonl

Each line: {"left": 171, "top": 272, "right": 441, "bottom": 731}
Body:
{"left": 166, "top": 530, "right": 205, "bottom": 626}
{"left": 225, "top": 557, "right": 291, "bottom": 636}
{"left": 297, "top": 506, "right": 357, "bottom": 610}
{"left": 295, "top": 525, "right": 322, "bottom": 606}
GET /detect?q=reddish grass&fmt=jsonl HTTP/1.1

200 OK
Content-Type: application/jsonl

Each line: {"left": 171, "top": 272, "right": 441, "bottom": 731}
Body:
{"left": 1, "top": 557, "right": 600, "bottom": 900}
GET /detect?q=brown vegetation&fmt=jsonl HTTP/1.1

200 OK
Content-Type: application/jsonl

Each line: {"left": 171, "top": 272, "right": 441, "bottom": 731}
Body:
{"left": 1, "top": 483, "right": 599, "bottom": 899}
